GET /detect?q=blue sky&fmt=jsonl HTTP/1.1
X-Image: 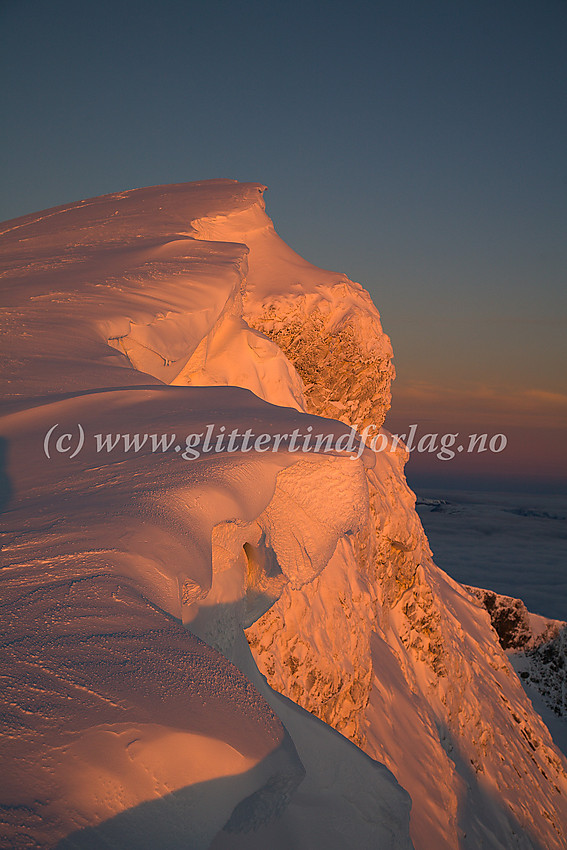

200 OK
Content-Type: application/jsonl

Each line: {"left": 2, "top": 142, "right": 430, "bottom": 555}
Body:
{"left": 1, "top": 0, "right": 565, "bottom": 489}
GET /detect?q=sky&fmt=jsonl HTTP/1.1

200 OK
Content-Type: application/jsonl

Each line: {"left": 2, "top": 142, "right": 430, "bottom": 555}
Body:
{"left": 1, "top": 0, "right": 565, "bottom": 491}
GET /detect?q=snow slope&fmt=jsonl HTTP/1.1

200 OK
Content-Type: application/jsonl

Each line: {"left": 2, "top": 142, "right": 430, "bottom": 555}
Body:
{"left": 0, "top": 181, "right": 411, "bottom": 849}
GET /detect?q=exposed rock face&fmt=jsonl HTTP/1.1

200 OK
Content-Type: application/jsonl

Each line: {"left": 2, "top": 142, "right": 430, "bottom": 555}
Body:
{"left": 465, "top": 585, "right": 563, "bottom": 651}
{"left": 249, "top": 298, "right": 393, "bottom": 430}
{"left": 467, "top": 587, "right": 536, "bottom": 649}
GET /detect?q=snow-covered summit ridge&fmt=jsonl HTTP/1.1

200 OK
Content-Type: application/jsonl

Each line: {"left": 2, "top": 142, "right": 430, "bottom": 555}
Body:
{"left": 0, "top": 181, "right": 412, "bottom": 849}
{"left": 2, "top": 179, "right": 567, "bottom": 850}
{"left": 0, "top": 178, "right": 393, "bottom": 427}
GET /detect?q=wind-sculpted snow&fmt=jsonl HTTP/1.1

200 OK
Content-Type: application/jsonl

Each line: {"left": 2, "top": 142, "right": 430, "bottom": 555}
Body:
{"left": 189, "top": 195, "right": 394, "bottom": 430}
{"left": 0, "top": 181, "right": 413, "bottom": 849}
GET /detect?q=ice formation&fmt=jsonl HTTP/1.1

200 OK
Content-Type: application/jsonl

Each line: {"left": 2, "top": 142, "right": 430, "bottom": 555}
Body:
{"left": 1, "top": 180, "right": 566, "bottom": 849}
